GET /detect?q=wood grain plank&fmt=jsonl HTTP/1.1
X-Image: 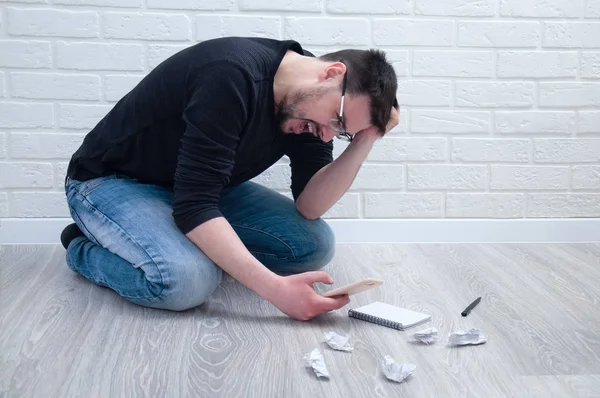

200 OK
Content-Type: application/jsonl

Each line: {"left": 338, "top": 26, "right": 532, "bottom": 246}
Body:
{"left": 418, "top": 244, "right": 600, "bottom": 376}
{"left": 513, "top": 375, "right": 600, "bottom": 398}
{"left": 1, "top": 243, "right": 600, "bottom": 398}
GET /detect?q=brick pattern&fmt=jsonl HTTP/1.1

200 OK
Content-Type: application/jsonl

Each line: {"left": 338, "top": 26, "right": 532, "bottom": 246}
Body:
{"left": 1, "top": 1, "right": 599, "bottom": 220}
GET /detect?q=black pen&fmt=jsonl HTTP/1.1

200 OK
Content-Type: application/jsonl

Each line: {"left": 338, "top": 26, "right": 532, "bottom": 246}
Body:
{"left": 461, "top": 297, "right": 481, "bottom": 317}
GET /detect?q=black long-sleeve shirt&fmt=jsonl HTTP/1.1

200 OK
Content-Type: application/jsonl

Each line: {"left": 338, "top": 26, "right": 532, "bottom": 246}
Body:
{"left": 67, "top": 37, "right": 333, "bottom": 234}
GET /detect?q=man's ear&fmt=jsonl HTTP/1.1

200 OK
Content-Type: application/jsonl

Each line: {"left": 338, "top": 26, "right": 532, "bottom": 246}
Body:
{"left": 318, "top": 62, "right": 346, "bottom": 82}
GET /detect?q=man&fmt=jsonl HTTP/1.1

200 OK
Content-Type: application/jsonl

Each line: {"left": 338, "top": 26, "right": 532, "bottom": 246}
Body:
{"left": 61, "top": 36, "right": 399, "bottom": 320}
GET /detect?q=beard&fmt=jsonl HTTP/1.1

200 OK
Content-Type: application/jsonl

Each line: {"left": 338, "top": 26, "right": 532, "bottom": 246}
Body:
{"left": 274, "top": 87, "right": 332, "bottom": 135}
{"left": 275, "top": 90, "right": 308, "bottom": 133}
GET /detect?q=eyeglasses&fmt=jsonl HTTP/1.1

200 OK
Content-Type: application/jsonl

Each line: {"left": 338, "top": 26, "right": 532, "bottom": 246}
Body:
{"left": 330, "top": 60, "right": 353, "bottom": 142}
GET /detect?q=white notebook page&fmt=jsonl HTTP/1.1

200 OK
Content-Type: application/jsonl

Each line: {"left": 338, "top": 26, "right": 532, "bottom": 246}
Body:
{"left": 352, "top": 302, "right": 430, "bottom": 327}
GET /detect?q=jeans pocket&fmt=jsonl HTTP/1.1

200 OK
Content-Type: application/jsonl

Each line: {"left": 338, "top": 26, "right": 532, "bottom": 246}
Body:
{"left": 78, "top": 175, "right": 120, "bottom": 197}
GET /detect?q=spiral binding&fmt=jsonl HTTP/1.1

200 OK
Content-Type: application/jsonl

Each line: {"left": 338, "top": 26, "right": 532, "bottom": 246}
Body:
{"left": 348, "top": 309, "right": 402, "bottom": 330}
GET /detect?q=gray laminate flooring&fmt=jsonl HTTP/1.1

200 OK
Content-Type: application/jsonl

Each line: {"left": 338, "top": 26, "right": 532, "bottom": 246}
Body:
{"left": 1, "top": 243, "right": 600, "bottom": 398}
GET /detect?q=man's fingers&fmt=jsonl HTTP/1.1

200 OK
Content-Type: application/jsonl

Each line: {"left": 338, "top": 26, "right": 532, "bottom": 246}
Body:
{"left": 303, "top": 271, "right": 334, "bottom": 285}
{"left": 328, "top": 295, "right": 350, "bottom": 310}
{"left": 385, "top": 108, "right": 400, "bottom": 134}
{"left": 317, "top": 294, "right": 350, "bottom": 312}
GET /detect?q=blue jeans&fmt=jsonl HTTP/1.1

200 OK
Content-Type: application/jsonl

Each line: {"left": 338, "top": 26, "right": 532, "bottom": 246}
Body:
{"left": 64, "top": 174, "right": 335, "bottom": 311}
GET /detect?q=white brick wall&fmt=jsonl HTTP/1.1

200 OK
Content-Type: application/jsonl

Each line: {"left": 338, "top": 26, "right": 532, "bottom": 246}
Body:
{"left": 528, "top": 194, "right": 600, "bottom": 217}
{"left": 581, "top": 52, "right": 600, "bottom": 78}
{"left": 496, "top": 52, "right": 578, "bottom": 78}
{"left": 540, "top": 83, "right": 600, "bottom": 107}
{"left": 328, "top": 0, "right": 410, "bottom": 15}
{"left": 148, "top": 0, "right": 234, "bottom": 11}
{"left": 9, "top": 133, "right": 85, "bottom": 159}
{"left": 364, "top": 193, "right": 443, "bottom": 218}
{"left": 545, "top": 23, "right": 600, "bottom": 48}
{"left": 413, "top": 51, "right": 494, "bottom": 77}
{"left": 384, "top": 50, "right": 410, "bottom": 77}
{"left": 0, "top": 134, "right": 6, "bottom": 159}
{"left": 374, "top": 19, "right": 454, "bottom": 46}
{"left": 350, "top": 165, "right": 405, "bottom": 190}
{"left": 579, "top": 112, "right": 600, "bottom": 134}
{"left": 495, "top": 111, "right": 576, "bottom": 134}
{"left": 323, "top": 193, "right": 360, "bottom": 218}
{"left": 11, "top": 73, "right": 101, "bottom": 101}
{"left": 285, "top": 17, "right": 368, "bottom": 45}
{"left": 104, "top": 12, "right": 191, "bottom": 41}
{"left": 572, "top": 166, "right": 600, "bottom": 189}
{"left": 59, "top": 104, "right": 113, "bottom": 129}
{"left": 56, "top": 42, "right": 144, "bottom": 71}
{"left": 0, "top": 193, "right": 8, "bottom": 218}
{"left": 197, "top": 16, "right": 280, "bottom": 41}
{"left": 499, "top": 0, "right": 585, "bottom": 18}
{"left": 54, "top": 0, "right": 142, "bottom": 6}
{"left": 458, "top": 22, "right": 540, "bottom": 48}
{"left": 7, "top": 8, "right": 100, "bottom": 38}
{"left": 411, "top": 111, "right": 491, "bottom": 134}
{"left": 451, "top": 139, "right": 530, "bottom": 163}
{"left": 455, "top": 82, "right": 535, "bottom": 108}
{"left": 245, "top": 0, "right": 320, "bottom": 12}
{"left": 251, "top": 164, "right": 290, "bottom": 190}
{"left": 104, "top": 76, "right": 144, "bottom": 101}
{"left": 147, "top": 45, "right": 190, "bottom": 70}
{"left": 368, "top": 138, "right": 447, "bottom": 162}
{"left": 588, "top": 0, "right": 600, "bottom": 18}
{"left": 416, "top": 0, "right": 494, "bottom": 16}
{"left": 534, "top": 139, "right": 600, "bottom": 163}
{"left": 0, "top": 40, "right": 52, "bottom": 68}
{"left": 408, "top": 165, "right": 487, "bottom": 190}
{"left": 397, "top": 80, "right": 450, "bottom": 106}
{"left": 0, "top": 102, "right": 54, "bottom": 128}
{"left": 0, "top": 162, "right": 55, "bottom": 188}
{"left": 9, "top": 192, "right": 70, "bottom": 217}
{"left": 0, "top": 1, "right": 599, "bottom": 221}
{"left": 490, "top": 166, "right": 570, "bottom": 190}
{"left": 446, "top": 193, "right": 525, "bottom": 218}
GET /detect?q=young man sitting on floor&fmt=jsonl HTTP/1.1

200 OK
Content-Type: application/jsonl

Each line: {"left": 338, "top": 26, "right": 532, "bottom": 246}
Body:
{"left": 61, "top": 36, "right": 399, "bottom": 320}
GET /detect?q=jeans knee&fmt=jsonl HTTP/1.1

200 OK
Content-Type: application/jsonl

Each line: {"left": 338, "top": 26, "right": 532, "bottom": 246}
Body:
{"left": 296, "top": 218, "right": 336, "bottom": 271}
{"left": 156, "top": 257, "right": 223, "bottom": 312}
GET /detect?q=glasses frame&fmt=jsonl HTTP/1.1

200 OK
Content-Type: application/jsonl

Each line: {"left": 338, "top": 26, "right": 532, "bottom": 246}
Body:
{"left": 330, "top": 59, "right": 353, "bottom": 142}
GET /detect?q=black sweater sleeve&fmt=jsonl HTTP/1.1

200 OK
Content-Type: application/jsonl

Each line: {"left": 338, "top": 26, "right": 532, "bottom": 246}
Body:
{"left": 172, "top": 62, "right": 253, "bottom": 234}
{"left": 284, "top": 133, "right": 334, "bottom": 201}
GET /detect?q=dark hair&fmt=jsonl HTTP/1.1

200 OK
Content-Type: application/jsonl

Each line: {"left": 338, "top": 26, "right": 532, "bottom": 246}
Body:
{"left": 319, "top": 49, "right": 398, "bottom": 135}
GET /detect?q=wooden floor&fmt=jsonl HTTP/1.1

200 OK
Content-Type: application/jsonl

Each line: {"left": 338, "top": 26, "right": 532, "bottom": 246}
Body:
{"left": 1, "top": 243, "right": 600, "bottom": 398}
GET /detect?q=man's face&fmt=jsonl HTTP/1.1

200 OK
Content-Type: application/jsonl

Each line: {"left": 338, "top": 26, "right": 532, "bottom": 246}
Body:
{"left": 276, "top": 86, "right": 372, "bottom": 143}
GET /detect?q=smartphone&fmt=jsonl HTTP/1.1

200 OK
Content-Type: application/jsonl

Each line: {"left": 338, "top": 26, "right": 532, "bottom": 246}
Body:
{"left": 322, "top": 278, "right": 384, "bottom": 298}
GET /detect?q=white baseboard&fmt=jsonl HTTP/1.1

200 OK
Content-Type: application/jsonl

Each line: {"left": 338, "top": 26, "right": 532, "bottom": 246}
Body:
{"left": 1, "top": 217, "right": 599, "bottom": 244}
{"left": 329, "top": 219, "right": 600, "bottom": 243}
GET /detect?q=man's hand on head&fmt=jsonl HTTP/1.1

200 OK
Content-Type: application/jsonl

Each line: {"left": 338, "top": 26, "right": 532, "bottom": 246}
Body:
{"left": 352, "top": 126, "right": 380, "bottom": 144}
{"left": 387, "top": 105, "right": 400, "bottom": 132}
{"left": 353, "top": 104, "right": 400, "bottom": 143}
{"left": 295, "top": 105, "right": 399, "bottom": 219}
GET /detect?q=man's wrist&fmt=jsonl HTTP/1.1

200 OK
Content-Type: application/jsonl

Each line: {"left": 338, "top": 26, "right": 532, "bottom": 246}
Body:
{"left": 255, "top": 271, "right": 284, "bottom": 302}
{"left": 350, "top": 130, "right": 379, "bottom": 148}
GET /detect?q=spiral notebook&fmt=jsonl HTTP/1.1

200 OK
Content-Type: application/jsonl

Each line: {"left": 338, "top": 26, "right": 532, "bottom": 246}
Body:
{"left": 348, "top": 302, "right": 431, "bottom": 331}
